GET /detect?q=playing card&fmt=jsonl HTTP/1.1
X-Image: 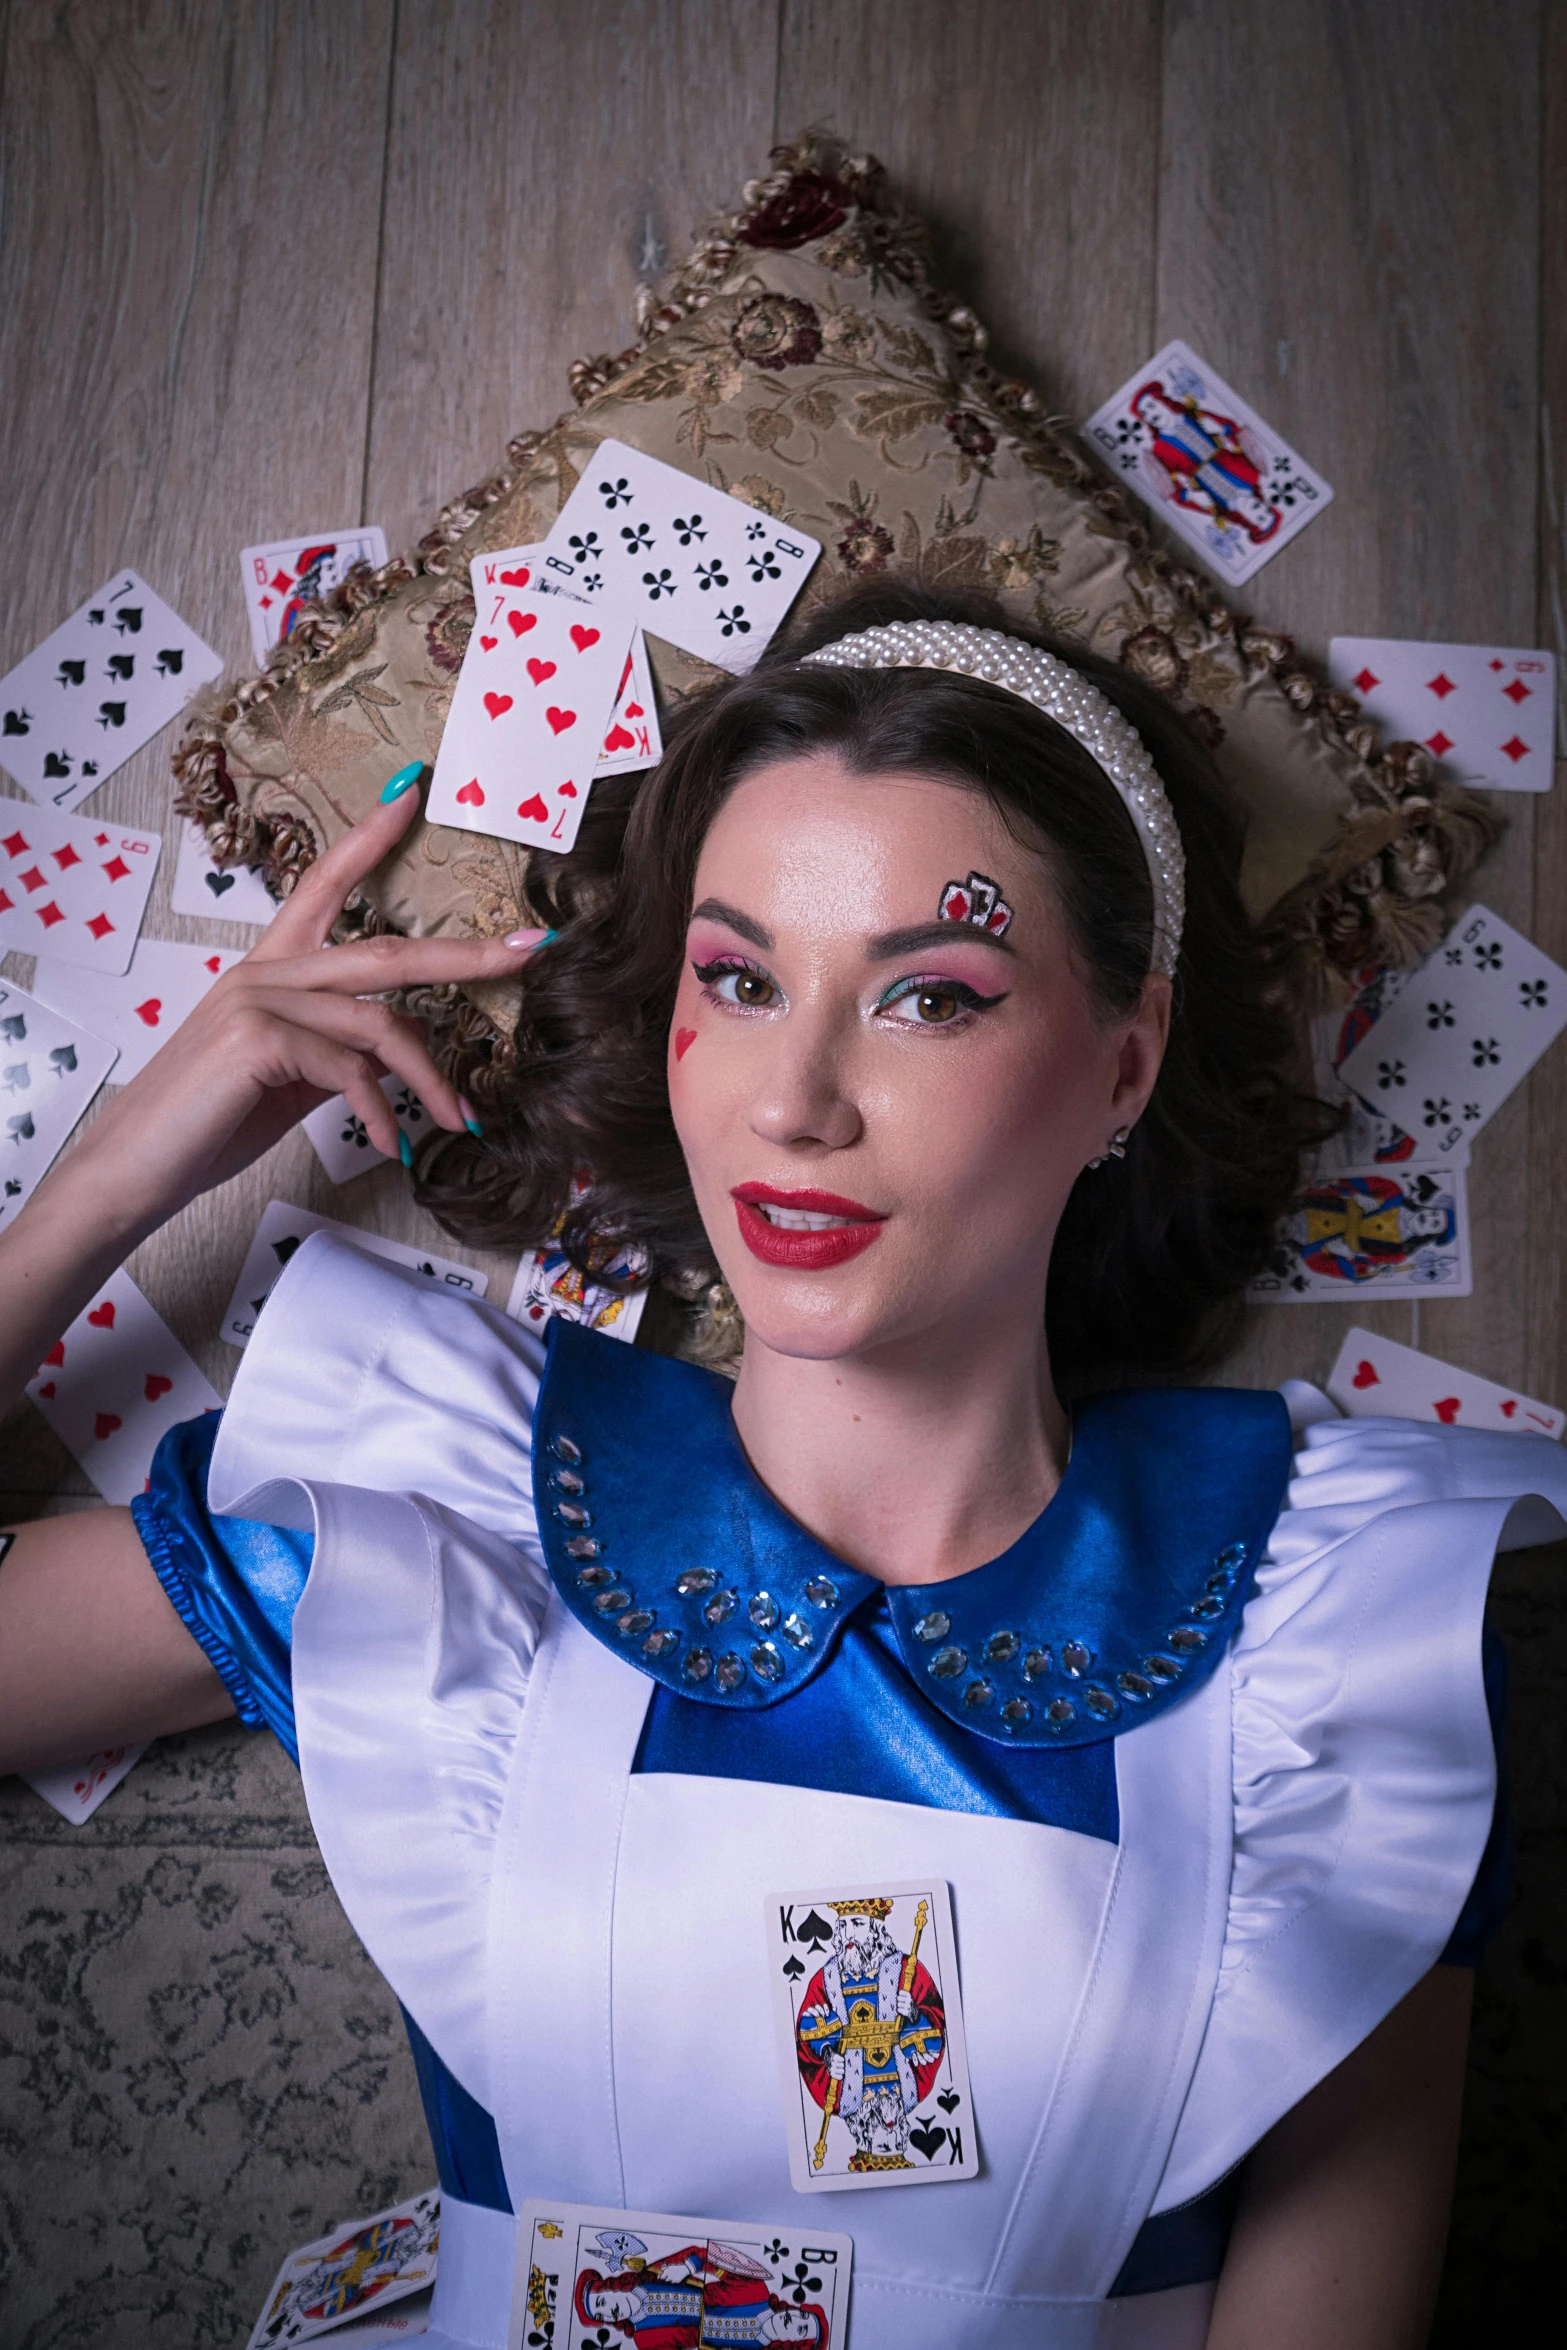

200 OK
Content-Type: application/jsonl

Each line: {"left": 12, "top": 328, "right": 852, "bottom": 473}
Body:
{"left": 1249, "top": 1159, "right": 1471, "bottom": 1300}
{"left": 1083, "top": 340, "right": 1333, "bottom": 585}
{"left": 240, "top": 529, "right": 389, "bottom": 667}
{"left": 25, "top": 1265, "right": 222, "bottom": 1504}
{"left": 0, "top": 978, "right": 119, "bottom": 1232}
{"left": 220, "top": 1200, "right": 489, "bottom": 1347}
{"left": 244, "top": 2187, "right": 440, "bottom": 2349}
{"left": 23, "top": 1744, "right": 148, "bottom": 1826}
{"left": 767, "top": 1879, "right": 979, "bottom": 2194}
{"left": 538, "top": 439, "right": 822, "bottom": 673}
{"left": 171, "top": 819, "right": 281, "bottom": 924}
{"left": 0, "top": 570, "right": 223, "bottom": 812}
{"left": 0, "top": 803, "right": 161, "bottom": 973}
{"left": 595, "top": 626, "right": 664, "bottom": 774}
{"left": 1338, "top": 904, "right": 1567, "bottom": 1157}
{"left": 427, "top": 580, "right": 628, "bottom": 854}
{"left": 1328, "top": 638, "right": 1557, "bottom": 794}
{"left": 1325, "top": 1325, "right": 1563, "bottom": 1440}
{"left": 31, "top": 938, "right": 244, "bottom": 1084}
{"left": 509, "top": 2199, "right": 853, "bottom": 2350}
{"left": 1308, "top": 966, "right": 1458, "bottom": 1175}
{"left": 303, "top": 1074, "right": 432, "bottom": 1183}
{"left": 505, "top": 1234, "right": 648, "bottom": 1343}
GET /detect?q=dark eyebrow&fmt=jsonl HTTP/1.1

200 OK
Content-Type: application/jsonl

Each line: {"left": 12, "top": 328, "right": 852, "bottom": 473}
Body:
{"left": 865, "top": 920, "right": 1016, "bottom": 961}
{"left": 690, "top": 896, "right": 773, "bottom": 952}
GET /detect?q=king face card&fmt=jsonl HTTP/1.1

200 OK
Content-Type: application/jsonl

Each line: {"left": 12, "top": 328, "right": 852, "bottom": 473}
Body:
{"left": 1249, "top": 1159, "right": 1471, "bottom": 1300}
{"left": 26, "top": 1266, "right": 222, "bottom": 1505}
{"left": 0, "top": 570, "right": 223, "bottom": 811}
{"left": 0, "top": 977, "right": 119, "bottom": 1232}
{"left": 766, "top": 1879, "right": 979, "bottom": 2194}
{"left": 1082, "top": 340, "right": 1333, "bottom": 585}
{"left": 509, "top": 2199, "right": 853, "bottom": 2350}
{"left": 1328, "top": 637, "right": 1557, "bottom": 794}
{"left": 538, "top": 439, "right": 822, "bottom": 673}
{"left": 0, "top": 804, "right": 161, "bottom": 972}
{"left": 505, "top": 1234, "right": 649, "bottom": 1343}
{"left": 1337, "top": 904, "right": 1567, "bottom": 1157}
{"left": 220, "top": 1200, "right": 488, "bottom": 1347}
{"left": 244, "top": 2188, "right": 440, "bottom": 2348}
{"left": 1325, "top": 1325, "right": 1563, "bottom": 1440}
{"left": 240, "top": 529, "right": 389, "bottom": 666}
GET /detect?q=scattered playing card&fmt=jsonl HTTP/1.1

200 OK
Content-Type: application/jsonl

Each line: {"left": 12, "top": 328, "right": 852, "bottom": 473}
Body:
{"left": 0, "top": 977, "right": 119, "bottom": 1234}
{"left": 767, "top": 1879, "right": 979, "bottom": 2194}
{"left": 303, "top": 1073, "right": 432, "bottom": 1183}
{"left": 0, "top": 570, "right": 223, "bottom": 812}
{"left": 1250, "top": 1159, "right": 1471, "bottom": 1300}
{"left": 31, "top": 938, "right": 244, "bottom": 1084}
{"left": 538, "top": 439, "right": 822, "bottom": 673}
{"left": 244, "top": 2187, "right": 440, "bottom": 2349}
{"left": 1328, "top": 638, "right": 1557, "bottom": 794}
{"left": 1083, "top": 339, "right": 1333, "bottom": 585}
{"left": 505, "top": 1235, "right": 648, "bottom": 1342}
{"left": 171, "top": 818, "right": 281, "bottom": 924}
{"left": 473, "top": 543, "right": 665, "bottom": 775}
{"left": 1309, "top": 965, "right": 1458, "bottom": 1175}
{"left": 23, "top": 1744, "right": 147, "bottom": 1826}
{"left": 240, "top": 529, "right": 389, "bottom": 667}
{"left": 1338, "top": 904, "right": 1567, "bottom": 1158}
{"left": 0, "top": 803, "right": 161, "bottom": 973}
{"left": 26, "top": 1265, "right": 222, "bottom": 1504}
{"left": 220, "top": 1201, "right": 488, "bottom": 1347}
{"left": 509, "top": 2199, "right": 852, "bottom": 2350}
{"left": 1325, "top": 1325, "right": 1563, "bottom": 1439}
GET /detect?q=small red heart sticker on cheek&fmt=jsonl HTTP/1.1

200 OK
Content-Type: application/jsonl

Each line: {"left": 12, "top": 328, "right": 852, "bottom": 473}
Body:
{"left": 545, "top": 706, "right": 575, "bottom": 736}
{"left": 570, "top": 625, "right": 600, "bottom": 652}
{"left": 1352, "top": 1360, "right": 1379, "bottom": 1388}
{"left": 94, "top": 1412, "right": 122, "bottom": 1440}
{"left": 509, "top": 609, "right": 537, "bottom": 638}
{"left": 517, "top": 794, "right": 550, "bottom": 824}
{"left": 456, "top": 780, "right": 485, "bottom": 807}
{"left": 144, "top": 1373, "right": 173, "bottom": 1402}
{"left": 1434, "top": 1397, "right": 1461, "bottom": 1424}
{"left": 480, "top": 634, "right": 498, "bottom": 652}
{"left": 483, "top": 692, "right": 513, "bottom": 720}
{"left": 87, "top": 1301, "right": 116, "bottom": 1329}
{"left": 134, "top": 998, "right": 162, "bottom": 1026}
{"left": 44, "top": 1341, "right": 65, "bottom": 1367}
{"left": 37, "top": 1381, "right": 56, "bottom": 1398}
{"left": 499, "top": 566, "right": 531, "bottom": 587}
{"left": 675, "top": 1027, "right": 697, "bottom": 1061}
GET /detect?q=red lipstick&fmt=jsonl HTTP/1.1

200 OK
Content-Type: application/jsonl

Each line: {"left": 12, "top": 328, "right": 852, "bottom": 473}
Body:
{"left": 730, "top": 1182, "right": 886, "bottom": 1270}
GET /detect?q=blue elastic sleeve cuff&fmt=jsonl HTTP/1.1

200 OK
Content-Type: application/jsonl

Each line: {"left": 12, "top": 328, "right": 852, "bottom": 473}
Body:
{"left": 1439, "top": 1618, "right": 1513, "bottom": 1967}
{"left": 129, "top": 1411, "right": 311, "bottom": 1764}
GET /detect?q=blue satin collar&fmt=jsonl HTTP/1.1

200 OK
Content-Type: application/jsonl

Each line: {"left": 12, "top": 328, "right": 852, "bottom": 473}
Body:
{"left": 532, "top": 1322, "right": 1292, "bottom": 1748}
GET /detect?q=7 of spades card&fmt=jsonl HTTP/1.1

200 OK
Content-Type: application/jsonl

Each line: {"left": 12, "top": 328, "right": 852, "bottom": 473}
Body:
{"left": 767, "top": 1879, "right": 979, "bottom": 2194}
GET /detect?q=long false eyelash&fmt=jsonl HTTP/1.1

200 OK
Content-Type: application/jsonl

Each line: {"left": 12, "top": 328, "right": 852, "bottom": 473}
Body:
{"left": 874, "top": 972, "right": 1010, "bottom": 1024}
{"left": 691, "top": 955, "right": 767, "bottom": 986}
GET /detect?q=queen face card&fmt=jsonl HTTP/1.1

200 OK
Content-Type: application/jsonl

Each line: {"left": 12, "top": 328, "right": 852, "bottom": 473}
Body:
{"left": 505, "top": 1235, "right": 649, "bottom": 1343}
{"left": 509, "top": 2199, "right": 852, "bottom": 2350}
{"left": 766, "top": 1880, "right": 979, "bottom": 2194}
{"left": 243, "top": 2187, "right": 440, "bottom": 2349}
{"left": 1249, "top": 1159, "right": 1471, "bottom": 1300}
{"left": 0, "top": 977, "right": 119, "bottom": 1233}
{"left": 31, "top": 938, "right": 244, "bottom": 1084}
{"left": 1325, "top": 1325, "right": 1563, "bottom": 1439}
{"left": 1082, "top": 340, "right": 1333, "bottom": 585}
{"left": 1337, "top": 905, "right": 1567, "bottom": 1158}
{"left": 538, "top": 439, "right": 822, "bottom": 673}
{"left": 0, "top": 804, "right": 161, "bottom": 972}
{"left": 0, "top": 570, "right": 223, "bottom": 811}
{"left": 220, "top": 1200, "right": 488, "bottom": 1347}
{"left": 240, "top": 528, "right": 389, "bottom": 666}
{"left": 26, "top": 1265, "right": 222, "bottom": 1505}
{"left": 1328, "top": 638, "right": 1556, "bottom": 794}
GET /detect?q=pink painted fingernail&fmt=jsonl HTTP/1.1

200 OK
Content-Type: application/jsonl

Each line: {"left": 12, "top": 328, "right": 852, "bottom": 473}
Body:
{"left": 503, "top": 926, "right": 554, "bottom": 949}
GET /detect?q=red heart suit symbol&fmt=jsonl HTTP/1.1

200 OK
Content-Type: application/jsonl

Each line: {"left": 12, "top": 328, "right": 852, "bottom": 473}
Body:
{"left": 1352, "top": 1360, "right": 1379, "bottom": 1388}
{"left": 204, "top": 955, "right": 221, "bottom": 973}
{"left": 604, "top": 724, "right": 635, "bottom": 753}
{"left": 480, "top": 634, "right": 498, "bottom": 651}
{"left": 1433, "top": 1397, "right": 1461, "bottom": 1424}
{"left": 1500, "top": 1399, "right": 1518, "bottom": 1417}
{"left": 483, "top": 692, "right": 513, "bottom": 720}
{"left": 456, "top": 780, "right": 485, "bottom": 807}
{"left": 558, "top": 780, "right": 578, "bottom": 798}
{"left": 546, "top": 706, "right": 575, "bottom": 736}
{"left": 94, "top": 1412, "right": 122, "bottom": 1440}
{"left": 570, "top": 625, "right": 600, "bottom": 652}
{"left": 87, "top": 1300, "right": 116, "bottom": 1329}
{"left": 516, "top": 794, "right": 550, "bottom": 824}
{"left": 499, "top": 566, "right": 531, "bottom": 587}
{"left": 526, "top": 657, "right": 556, "bottom": 686}
{"left": 37, "top": 1380, "right": 56, "bottom": 1399}
{"left": 675, "top": 1027, "right": 697, "bottom": 1061}
{"left": 144, "top": 1373, "right": 173, "bottom": 1401}
{"left": 134, "top": 998, "right": 162, "bottom": 1027}
{"left": 508, "top": 609, "right": 537, "bottom": 638}
{"left": 624, "top": 701, "right": 645, "bottom": 720}
{"left": 43, "top": 1340, "right": 65, "bottom": 1367}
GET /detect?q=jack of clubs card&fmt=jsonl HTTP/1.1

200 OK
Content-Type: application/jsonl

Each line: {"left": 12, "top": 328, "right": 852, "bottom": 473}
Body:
{"left": 767, "top": 1881, "right": 979, "bottom": 2194}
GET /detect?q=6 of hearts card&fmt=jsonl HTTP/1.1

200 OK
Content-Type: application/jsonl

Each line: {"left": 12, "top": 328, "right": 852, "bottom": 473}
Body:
{"left": 26, "top": 1265, "right": 222, "bottom": 1505}
{"left": 509, "top": 2199, "right": 852, "bottom": 2350}
{"left": 0, "top": 978, "right": 119, "bottom": 1231}
{"left": 0, "top": 803, "right": 161, "bottom": 972}
{"left": 766, "top": 1880, "right": 979, "bottom": 2194}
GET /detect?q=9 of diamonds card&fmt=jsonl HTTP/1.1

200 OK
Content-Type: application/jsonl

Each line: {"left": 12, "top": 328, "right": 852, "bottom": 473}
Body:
{"left": 0, "top": 804, "right": 160, "bottom": 972}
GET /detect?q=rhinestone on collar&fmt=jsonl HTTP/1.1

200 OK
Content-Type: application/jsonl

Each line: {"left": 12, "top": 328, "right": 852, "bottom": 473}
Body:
{"left": 802, "top": 620, "right": 1185, "bottom": 978}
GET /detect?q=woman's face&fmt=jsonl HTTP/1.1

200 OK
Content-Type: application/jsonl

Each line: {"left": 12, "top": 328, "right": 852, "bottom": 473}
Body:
{"left": 668, "top": 754, "right": 1169, "bottom": 1366}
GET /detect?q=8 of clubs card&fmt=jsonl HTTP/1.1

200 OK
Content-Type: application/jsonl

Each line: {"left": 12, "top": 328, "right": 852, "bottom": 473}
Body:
{"left": 766, "top": 1880, "right": 979, "bottom": 2194}
{"left": 510, "top": 2199, "right": 852, "bottom": 2350}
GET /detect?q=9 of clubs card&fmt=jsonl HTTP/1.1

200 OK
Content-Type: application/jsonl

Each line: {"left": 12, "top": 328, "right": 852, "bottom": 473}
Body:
{"left": 510, "top": 2199, "right": 852, "bottom": 2350}
{"left": 766, "top": 1880, "right": 979, "bottom": 2194}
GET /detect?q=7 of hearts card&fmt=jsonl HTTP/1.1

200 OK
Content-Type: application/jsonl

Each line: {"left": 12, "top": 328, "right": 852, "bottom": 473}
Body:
{"left": 766, "top": 1879, "right": 979, "bottom": 2194}
{"left": 509, "top": 2199, "right": 852, "bottom": 2350}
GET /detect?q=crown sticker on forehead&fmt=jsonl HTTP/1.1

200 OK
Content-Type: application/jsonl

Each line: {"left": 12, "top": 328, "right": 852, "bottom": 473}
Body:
{"left": 938, "top": 871, "right": 1013, "bottom": 939}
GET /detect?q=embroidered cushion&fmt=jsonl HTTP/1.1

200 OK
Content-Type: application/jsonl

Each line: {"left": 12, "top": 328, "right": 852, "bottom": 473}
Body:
{"left": 173, "top": 134, "right": 1497, "bottom": 1088}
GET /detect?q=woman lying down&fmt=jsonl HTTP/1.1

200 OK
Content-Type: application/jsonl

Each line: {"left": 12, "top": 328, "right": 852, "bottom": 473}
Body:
{"left": 3, "top": 582, "right": 1557, "bottom": 2350}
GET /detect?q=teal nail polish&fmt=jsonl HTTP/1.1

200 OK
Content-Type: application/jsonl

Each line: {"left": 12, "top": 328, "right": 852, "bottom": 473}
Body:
{"left": 540, "top": 928, "right": 560, "bottom": 946}
{"left": 398, "top": 1129, "right": 414, "bottom": 1168}
{"left": 464, "top": 1116, "right": 484, "bottom": 1138}
{"left": 380, "top": 761, "right": 424, "bottom": 803}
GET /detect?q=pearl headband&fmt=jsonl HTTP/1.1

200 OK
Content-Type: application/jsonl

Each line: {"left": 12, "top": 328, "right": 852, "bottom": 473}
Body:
{"left": 801, "top": 620, "right": 1185, "bottom": 978}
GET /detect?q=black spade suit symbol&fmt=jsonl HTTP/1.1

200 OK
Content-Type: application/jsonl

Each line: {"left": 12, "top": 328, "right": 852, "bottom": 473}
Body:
{"left": 5, "top": 1177, "right": 20, "bottom": 1196}
{"left": 908, "top": 2122, "right": 947, "bottom": 2161}
{"left": 155, "top": 647, "right": 183, "bottom": 677}
{"left": 203, "top": 870, "right": 235, "bottom": 897}
{"left": 42, "top": 752, "right": 71, "bottom": 777}
{"left": 782, "top": 1955, "right": 805, "bottom": 1980}
{"left": 795, "top": 1908, "right": 833, "bottom": 1952}
{"left": 113, "top": 607, "right": 143, "bottom": 634}
{"left": 3, "top": 708, "right": 30, "bottom": 733}
{"left": 7, "top": 1113, "right": 36, "bottom": 1142}
{"left": 96, "top": 701, "right": 127, "bottom": 729}
{"left": 107, "top": 652, "right": 135, "bottom": 681}
{"left": 48, "top": 1044, "right": 78, "bottom": 1074}
{"left": 0, "top": 1016, "right": 26, "bottom": 1041}
{"left": 936, "top": 2088, "right": 960, "bottom": 2113}
{"left": 56, "top": 659, "right": 86, "bottom": 686}
{"left": 271, "top": 1234, "right": 303, "bottom": 1267}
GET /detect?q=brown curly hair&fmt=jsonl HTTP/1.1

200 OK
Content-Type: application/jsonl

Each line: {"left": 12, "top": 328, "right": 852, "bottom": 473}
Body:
{"left": 416, "top": 581, "right": 1330, "bottom": 1390}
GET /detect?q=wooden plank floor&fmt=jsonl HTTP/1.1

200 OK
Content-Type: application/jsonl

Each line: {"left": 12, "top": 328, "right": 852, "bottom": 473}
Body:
{"left": 0, "top": 2, "right": 1560, "bottom": 2336}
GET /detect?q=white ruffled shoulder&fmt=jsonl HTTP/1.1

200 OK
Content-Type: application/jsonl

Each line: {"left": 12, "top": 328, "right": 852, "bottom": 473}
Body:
{"left": 1155, "top": 1388, "right": 1567, "bottom": 2209}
